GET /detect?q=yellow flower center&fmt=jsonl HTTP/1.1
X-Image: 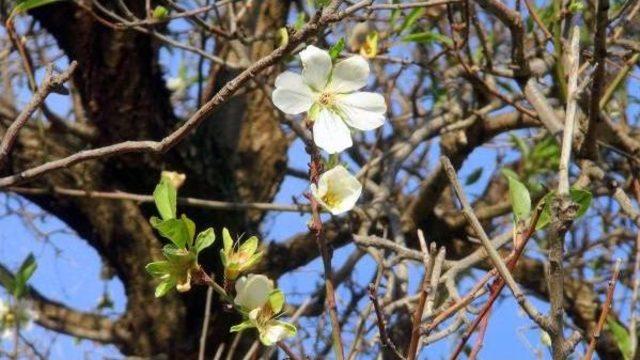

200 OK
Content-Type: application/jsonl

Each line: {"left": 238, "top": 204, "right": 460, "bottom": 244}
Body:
{"left": 321, "top": 191, "right": 340, "bottom": 208}
{"left": 230, "top": 251, "right": 251, "bottom": 264}
{"left": 318, "top": 92, "right": 335, "bottom": 106}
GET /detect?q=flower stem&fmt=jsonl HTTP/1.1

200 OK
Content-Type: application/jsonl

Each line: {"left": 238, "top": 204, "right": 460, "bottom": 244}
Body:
{"left": 305, "top": 124, "right": 345, "bottom": 360}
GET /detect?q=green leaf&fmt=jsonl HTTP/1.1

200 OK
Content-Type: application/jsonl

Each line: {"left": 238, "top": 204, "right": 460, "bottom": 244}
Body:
{"left": 510, "top": 134, "right": 530, "bottom": 158}
{"left": 155, "top": 279, "right": 175, "bottom": 298}
{"left": 268, "top": 289, "right": 285, "bottom": 314}
{"left": 504, "top": 172, "right": 531, "bottom": 221}
{"left": 153, "top": 178, "right": 177, "bottom": 221}
{"left": 398, "top": 8, "right": 425, "bottom": 34}
{"left": 162, "top": 244, "right": 194, "bottom": 264}
{"left": 607, "top": 317, "right": 632, "bottom": 360}
{"left": 569, "top": 188, "right": 592, "bottom": 219}
{"left": 239, "top": 236, "right": 259, "bottom": 255}
{"left": 329, "top": 38, "right": 345, "bottom": 60}
{"left": 222, "top": 228, "right": 233, "bottom": 253}
{"left": 145, "top": 261, "right": 171, "bottom": 277}
{"left": 0, "top": 271, "right": 14, "bottom": 294}
{"left": 230, "top": 320, "right": 255, "bottom": 333}
{"left": 152, "top": 5, "right": 169, "bottom": 20}
{"left": 152, "top": 218, "right": 191, "bottom": 248}
{"left": 11, "top": 0, "right": 62, "bottom": 17}
{"left": 194, "top": 228, "right": 215, "bottom": 254}
{"left": 402, "top": 31, "right": 453, "bottom": 46}
{"left": 293, "top": 12, "right": 306, "bottom": 30}
{"left": 535, "top": 192, "right": 555, "bottom": 230}
{"left": 14, "top": 253, "right": 37, "bottom": 298}
{"left": 501, "top": 168, "right": 520, "bottom": 180}
{"left": 465, "top": 167, "right": 483, "bottom": 185}
{"left": 182, "top": 215, "right": 196, "bottom": 248}
{"left": 219, "top": 249, "right": 228, "bottom": 267}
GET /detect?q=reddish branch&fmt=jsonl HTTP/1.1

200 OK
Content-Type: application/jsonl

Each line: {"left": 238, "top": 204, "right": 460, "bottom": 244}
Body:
{"left": 583, "top": 259, "right": 622, "bottom": 360}
{"left": 305, "top": 123, "right": 345, "bottom": 359}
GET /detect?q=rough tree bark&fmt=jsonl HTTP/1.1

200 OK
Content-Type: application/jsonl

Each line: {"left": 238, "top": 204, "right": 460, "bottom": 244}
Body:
{"left": 1, "top": 0, "right": 290, "bottom": 356}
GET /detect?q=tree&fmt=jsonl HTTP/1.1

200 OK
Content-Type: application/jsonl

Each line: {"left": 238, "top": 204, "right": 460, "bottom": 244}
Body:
{"left": 0, "top": 0, "right": 638, "bottom": 359}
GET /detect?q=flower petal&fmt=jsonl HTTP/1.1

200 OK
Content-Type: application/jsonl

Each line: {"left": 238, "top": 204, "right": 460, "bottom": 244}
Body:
{"left": 313, "top": 109, "right": 352, "bottom": 154}
{"left": 337, "top": 92, "right": 386, "bottom": 131}
{"left": 272, "top": 71, "right": 315, "bottom": 114}
{"left": 319, "top": 165, "right": 362, "bottom": 215}
{"left": 259, "top": 320, "right": 297, "bottom": 346}
{"left": 300, "top": 45, "right": 332, "bottom": 91}
{"left": 234, "top": 274, "right": 274, "bottom": 310}
{"left": 328, "top": 55, "right": 370, "bottom": 93}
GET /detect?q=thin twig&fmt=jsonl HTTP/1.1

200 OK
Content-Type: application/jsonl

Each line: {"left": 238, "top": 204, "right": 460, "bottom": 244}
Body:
{"left": 440, "top": 156, "right": 541, "bottom": 316}
{"left": 6, "top": 186, "right": 312, "bottom": 213}
{"left": 306, "top": 129, "right": 345, "bottom": 359}
{"left": 407, "top": 232, "right": 435, "bottom": 360}
{"left": 277, "top": 341, "right": 301, "bottom": 360}
{"left": 369, "top": 0, "right": 460, "bottom": 9}
{"left": 0, "top": 0, "right": 365, "bottom": 189}
{"left": 197, "top": 287, "right": 214, "bottom": 360}
{"left": 0, "top": 62, "right": 78, "bottom": 169}
{"left": 368, "top": 283, "right": 406, "bottom": 359}
{"left": 583, "top": 258, "right": 622, "bottom": 360}
{"left": 558, "top": 26, "right": 580, "bottom": 196}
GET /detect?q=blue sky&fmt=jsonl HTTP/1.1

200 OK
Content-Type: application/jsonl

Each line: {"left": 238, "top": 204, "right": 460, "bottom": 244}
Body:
{"left": 1, "top": 3, "right": 639, "bottom": 359}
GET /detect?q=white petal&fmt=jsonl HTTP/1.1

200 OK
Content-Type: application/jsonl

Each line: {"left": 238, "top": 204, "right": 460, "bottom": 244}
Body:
{"left": 260, "top": 321, "right": 296, "bottom": 346}
{"left": 328, "top": 55, "right": 370, "bottom": 93}
{"left": 313, "top": 109, "right": 352, "bottom": 154}
{"left": 272, "top": 71, "right": 315, "bottom": 114}
{"left": 320, "top": 166, "right": 362, "bottom": 215}
{"left": 337, "top": 92, "right": 386, "bottom": 131}
{"left": 234, "top": 274, "right": 274, "bottom": 310}
{"left": 300, "top": 45, "right": 332, "bottom": 91}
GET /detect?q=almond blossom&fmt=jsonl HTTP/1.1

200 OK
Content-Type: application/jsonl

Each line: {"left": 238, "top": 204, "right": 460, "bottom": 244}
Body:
{"left": 272, "top": 45, "right": 386, "bottom": 154}
{"left": 310, "top": 165, "right": 362, "bottom": 215}
{"left": 231, "top": 274, "right": 296, "bottom": 346}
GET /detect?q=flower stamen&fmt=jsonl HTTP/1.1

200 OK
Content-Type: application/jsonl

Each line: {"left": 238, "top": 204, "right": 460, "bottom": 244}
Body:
{"left": 318, "top": 92, "right": 335, "bottom": 106}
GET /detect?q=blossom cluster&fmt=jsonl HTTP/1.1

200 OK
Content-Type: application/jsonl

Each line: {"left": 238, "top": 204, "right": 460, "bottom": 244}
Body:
{"left": 145, "top": 44, "right": 384, "bottom": 350}
{"left": 145, "top": 172, "right": 295, "bottom": 346}
{"left": 273, "top": 45, "right": 386, "bottom": 214}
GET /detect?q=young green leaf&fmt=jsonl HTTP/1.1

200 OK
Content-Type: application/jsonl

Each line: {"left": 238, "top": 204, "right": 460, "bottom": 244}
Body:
{"left": 152, "top": 5, "right": 169, "bottom": 20}
{"left": 402, "top": 31, "right": 453, "bottom": 46}
{"left": 155, "top": 279, "right": 175, "bottom": 298}
{"left": 153, "top": 178, "right": 177, "bottom": 221}
{"left": 152, "top": 218, "right": 191, "bottom": 249}
{"left": 194, "top": 228, "right": 215, "bottom": 254}
{"left": 145, "top": 261, "right": 172, "bottom": 277}
{"left": 0, "top": 271, "right": 14, "bottom": 294}
{"left": 11, "top": 0, "right": 62, "bottom": 17}
{"left": 607, "top": 317, "right": 633, "bottom": 360}
{"left": 14, "top": 253, "right": 37, "bottom": 298}
{"left": 500, "top": 168, "right": 520, "bottom": 181}
{"left": 535, "top": 192, "right": 555, "bottom": 230}
{"left": 268, "top": 289, "right": 285, "bottom": 314}
{"left": 569, "top": 188, "right": 592, "bottom": 219}
{"left": 329, "top": 38, "right": 345, "bottom": 60}
{"left": 509, "top": 134, "right": 530, "bottom": 158}
{"left": 398, "top": 8, "right": 425, "bottom": 34}
{"left": 465, "top": 167, "right": 483, "bottom": 185}
{"left": 230, "top": 320, "right": 255, "bottom": 333}
{"left": 504, "top": 173, "right": 531, "bottom": 221}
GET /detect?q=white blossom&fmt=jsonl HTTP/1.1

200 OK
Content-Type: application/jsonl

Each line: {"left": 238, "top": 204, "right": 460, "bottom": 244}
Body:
{"left": 166, "top": 77, "right": 186, "bottom": 92}
{"left": 272, "top": 45, "right": 386, "bottom": 153}
{"left": 310, "top": 165, "right": 362, "bottom": 215}
{"left": 234, "top": 274, "right": 274, "bottom": 311}
{"left": 248, "top": 308, "right": 296, "bottom": 346}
